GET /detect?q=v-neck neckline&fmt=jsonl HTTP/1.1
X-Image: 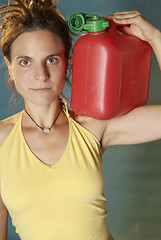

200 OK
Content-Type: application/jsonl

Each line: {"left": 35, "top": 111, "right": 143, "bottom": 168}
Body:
{"left": 19, "top": 107, "right": 72, "bottom": 170}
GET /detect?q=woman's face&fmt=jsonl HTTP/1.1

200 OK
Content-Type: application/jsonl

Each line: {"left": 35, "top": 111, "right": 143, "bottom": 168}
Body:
{"left": 7, "top": 29, "right": 67, "bottom": 106}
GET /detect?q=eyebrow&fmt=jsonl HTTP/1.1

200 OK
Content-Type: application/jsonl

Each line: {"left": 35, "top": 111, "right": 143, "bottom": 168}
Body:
{"left": 16, "top": 53, "right": 61, "bottom": 60}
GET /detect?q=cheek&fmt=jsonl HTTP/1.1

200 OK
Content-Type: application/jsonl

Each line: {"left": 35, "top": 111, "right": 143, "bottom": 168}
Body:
{"left": 12, "top": 70, "right": 30, "bottom": 94}
{"left": 51, "top": 64, "right": 66, "bottom": 84}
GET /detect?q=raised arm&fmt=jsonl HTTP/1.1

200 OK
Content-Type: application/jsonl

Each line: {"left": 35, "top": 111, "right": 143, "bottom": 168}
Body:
{"left": 101, "top": 11, "right": 161, "bottom": 150}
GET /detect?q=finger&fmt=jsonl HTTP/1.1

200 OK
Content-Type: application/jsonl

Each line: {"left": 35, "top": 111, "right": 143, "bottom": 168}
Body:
{"left": 113, "top": 15, "right": 143, "bottom": 26}
{"left": 104, "top": 11, "right": 139, "bottom": 19}
{"left": 104, "top": 11, "right": 141, "bottom": 21}
{"left": 103, "top": 14, "right": 114, "bottom": 20}
{"left": 114, "top": 11, "right": 141, "bottom": 20}
{"left": 114, "top": 10, "right": 140, "bottom": 16}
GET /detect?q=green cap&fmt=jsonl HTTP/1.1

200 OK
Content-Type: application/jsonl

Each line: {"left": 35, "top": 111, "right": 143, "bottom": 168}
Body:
{"left": 68, "top": 12, "right": 109, "bottom": 34}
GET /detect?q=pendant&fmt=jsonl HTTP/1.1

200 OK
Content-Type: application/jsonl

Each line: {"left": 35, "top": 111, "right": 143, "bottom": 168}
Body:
{"left": 43, "top": 128, "right": 50, "bottom": 134}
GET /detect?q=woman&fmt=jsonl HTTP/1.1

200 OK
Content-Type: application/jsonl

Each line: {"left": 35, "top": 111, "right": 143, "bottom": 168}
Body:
{"left": 0, "top": 1, "right": 161, "bottom": 240}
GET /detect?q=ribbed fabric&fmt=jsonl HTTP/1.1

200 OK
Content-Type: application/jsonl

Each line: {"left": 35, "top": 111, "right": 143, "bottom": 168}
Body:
{"left": 0, "top": 105, "right": 109, "bottom": 240}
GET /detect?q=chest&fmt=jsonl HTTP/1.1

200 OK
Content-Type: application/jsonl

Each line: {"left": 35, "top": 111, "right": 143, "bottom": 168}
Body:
{"left": 1, "top": 141, "right": 105, "bottom": 214}
{"left": 22, "top": 121, "right": 69, "bottom": 166}
{"left": 0, "top": 118, "right": 107, "bottom": 239}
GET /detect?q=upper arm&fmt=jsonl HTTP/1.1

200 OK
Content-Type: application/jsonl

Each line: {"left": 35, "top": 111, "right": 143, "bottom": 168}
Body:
{"left": 0, "top": 184, "right": 8, "bottom": 240}
{"left": 0, "top": 188, "right": 8, "bottom": 220}
{"left": 102, "top": 105, "right": 161, "bottom": 150}
{"left": 0, "top": 123, "right": 10, "bottom": 233}
{"left": 0, "top": 122, "right": 9, "bottom": 240}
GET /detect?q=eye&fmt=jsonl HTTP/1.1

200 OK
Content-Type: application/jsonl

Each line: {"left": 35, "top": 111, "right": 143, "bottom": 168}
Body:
{"left": 20, "top": 59, "right": 31, "bottom": 66}
{"left": 46, "top": 57, "right": 58, "bottom": 64}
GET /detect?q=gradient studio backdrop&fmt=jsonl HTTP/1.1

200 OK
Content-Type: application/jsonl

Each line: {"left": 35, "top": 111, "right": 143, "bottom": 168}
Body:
{"left": 0, "top": 0, "right": 161, "bottom": 239}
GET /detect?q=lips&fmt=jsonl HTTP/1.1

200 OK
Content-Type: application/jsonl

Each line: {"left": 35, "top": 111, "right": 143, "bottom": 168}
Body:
{"left": 31, "top": 87, "right": 52, "bottom": 92}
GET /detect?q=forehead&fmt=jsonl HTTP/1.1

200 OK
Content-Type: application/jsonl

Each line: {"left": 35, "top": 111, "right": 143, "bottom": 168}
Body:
{"left": 10, "top": 30, "right": 64, "bottom": 59}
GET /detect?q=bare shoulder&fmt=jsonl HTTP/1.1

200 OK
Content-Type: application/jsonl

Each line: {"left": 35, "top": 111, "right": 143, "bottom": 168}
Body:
{"left": 0, "top": 112, "right": 21, "bottom": 147}
{"left": 68, "top": 105, "right": 161, "bottom": 150}
{"left": 69, "top": 110, "right": 108, "bottom": 142}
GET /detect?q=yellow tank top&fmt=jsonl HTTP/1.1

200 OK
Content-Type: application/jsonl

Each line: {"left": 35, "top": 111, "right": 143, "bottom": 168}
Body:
{"left": 0, "top": 105, "right": 109, "bottom": 240}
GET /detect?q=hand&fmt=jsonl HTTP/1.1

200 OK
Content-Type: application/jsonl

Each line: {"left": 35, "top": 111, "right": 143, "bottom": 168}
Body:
{"left": 104, "top": 10, "right": 160, "bottom": 45}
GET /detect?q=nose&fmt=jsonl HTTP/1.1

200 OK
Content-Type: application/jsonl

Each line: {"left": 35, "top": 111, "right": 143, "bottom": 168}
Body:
{"left": 33, "top": 63, "right": 49, "bottom": 81}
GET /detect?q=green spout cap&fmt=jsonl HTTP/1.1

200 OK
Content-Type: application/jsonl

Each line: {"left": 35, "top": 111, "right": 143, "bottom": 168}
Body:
{"left": 68, "top": 12, "right": 109, "bottom": 34}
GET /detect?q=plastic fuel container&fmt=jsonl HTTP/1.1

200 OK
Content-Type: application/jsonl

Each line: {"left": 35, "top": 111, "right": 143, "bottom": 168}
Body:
{"left": 68, "top": 12, "right": 152, "bottom": 120}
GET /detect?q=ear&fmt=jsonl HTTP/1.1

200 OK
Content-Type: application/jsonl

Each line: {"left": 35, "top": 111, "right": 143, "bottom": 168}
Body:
{"left": 5, "top": 57, "right": 14, "bottom": 80}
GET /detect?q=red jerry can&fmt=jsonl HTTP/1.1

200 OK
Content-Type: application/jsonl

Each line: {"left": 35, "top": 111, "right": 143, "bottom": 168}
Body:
{"left": 68, "top": 13, "right": 152, "bottom": 120}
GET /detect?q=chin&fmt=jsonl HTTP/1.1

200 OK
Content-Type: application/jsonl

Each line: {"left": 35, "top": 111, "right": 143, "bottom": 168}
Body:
{"left": 25, "top": 95, "right": 59, "bottom": 106}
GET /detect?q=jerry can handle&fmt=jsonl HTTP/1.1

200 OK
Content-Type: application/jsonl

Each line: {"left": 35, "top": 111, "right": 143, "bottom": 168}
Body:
{"left": 108, "top": 20, "right": 121, "bottom": 34}
{"left": 108, "top": 19, "right": 131, "bottom": 36}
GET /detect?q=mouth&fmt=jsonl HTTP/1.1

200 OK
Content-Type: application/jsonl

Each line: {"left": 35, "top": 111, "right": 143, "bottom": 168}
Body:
{"left": 31, "top": 87, "right": 52, "bottom": 92}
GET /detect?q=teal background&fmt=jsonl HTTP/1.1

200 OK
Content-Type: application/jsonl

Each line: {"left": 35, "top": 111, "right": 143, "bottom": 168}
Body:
{"left": 0, "top": 0, "right": 161, "bottom": 239}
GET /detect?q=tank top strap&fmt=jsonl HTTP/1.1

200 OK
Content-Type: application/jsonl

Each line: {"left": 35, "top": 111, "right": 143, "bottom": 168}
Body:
{"left": 60, "top": 97, "right": 70, "bottom": 117}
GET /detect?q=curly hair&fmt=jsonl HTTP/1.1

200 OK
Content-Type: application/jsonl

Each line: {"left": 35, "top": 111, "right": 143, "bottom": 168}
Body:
{"left": 0, "top": 0, "right": 72, "bottom": 102}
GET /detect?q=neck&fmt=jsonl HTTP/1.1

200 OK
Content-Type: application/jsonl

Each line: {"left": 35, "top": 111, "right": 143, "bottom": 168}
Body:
{"left": 24, "top": 99, "right": 62, "bottom": 130}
